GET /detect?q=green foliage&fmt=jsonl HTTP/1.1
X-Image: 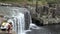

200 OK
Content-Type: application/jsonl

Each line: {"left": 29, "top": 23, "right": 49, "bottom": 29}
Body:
{"left": 28, "top": 0, "right": 32, "bottom": 1}
{"left": 0, "top": 0, "right": 13, "bottom": 2}
{"left": 0, "top": 0, "right": 23, "bottom": 3}
{"left": 46, "top": 0, "right": 60, "bottom": 4}
{"left": 46, "top": 0, "right": 57, "bottom": 4}
{"left": 37, "top": 0, "right": 60, "bottom": 4}
{"left": 41, "top": 0, "right": 46, "bottom": 3}
{"left": 0, "top": 0, "right": 60, "bottom": 5}
{"left": 0, "top": 0, "right": 5, "bottom": 1}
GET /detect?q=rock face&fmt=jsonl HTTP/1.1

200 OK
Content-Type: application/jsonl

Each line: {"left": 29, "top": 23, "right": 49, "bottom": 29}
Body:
{"left": 0, "top": 30, "right": 16, "bottom": 34}
{"left": 27, "top": 4, "right": 60, "bottom": 25}
{"left": 24, "top": 12, "right": 30, "bottom": 30}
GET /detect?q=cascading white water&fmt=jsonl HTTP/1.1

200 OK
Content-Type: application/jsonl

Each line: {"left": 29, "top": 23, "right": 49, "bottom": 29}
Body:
{"left": 10, "top": 8, "right": 26, "bottom": 34}
{"left": 0, "top": 6, "right": 31, "bottom": 34}
{"left": 8, "top": 13, "right": 25, "bottom": 34}
{"left": 16, "top": 13, "right": 25, "bottom": 34}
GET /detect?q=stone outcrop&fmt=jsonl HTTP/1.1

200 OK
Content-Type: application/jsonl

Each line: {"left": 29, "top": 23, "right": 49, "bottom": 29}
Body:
{"left": 27, "top": 4, "right": 60, "bottom": 25}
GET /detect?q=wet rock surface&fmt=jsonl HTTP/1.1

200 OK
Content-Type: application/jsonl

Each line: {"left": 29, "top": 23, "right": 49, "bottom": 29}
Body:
{"left": 0, "top": 30, "right": 16, "bottom": 34}
{"left": 26, "top": 24, "right": 60, "bottom": 34}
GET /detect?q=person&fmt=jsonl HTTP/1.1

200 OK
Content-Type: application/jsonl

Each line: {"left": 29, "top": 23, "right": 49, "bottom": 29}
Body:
{"left": 1, "top": 20, "right": 8, "bottom": 31}
{"left": 7, "top": 22, "right": 13, "bottom": 34}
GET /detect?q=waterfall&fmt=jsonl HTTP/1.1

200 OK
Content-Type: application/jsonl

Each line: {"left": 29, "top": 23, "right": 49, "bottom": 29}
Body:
{"left": 10, "top": 8, "right": 26, "bottom": 34}
{"left": 0, "top": 6, "right": 31, "bottom": 34}
{"left": 16, "top": 13, "right": 25, "bottom": 34}
{"left": 8, "top": 13, "right": 25, "bottom": 34}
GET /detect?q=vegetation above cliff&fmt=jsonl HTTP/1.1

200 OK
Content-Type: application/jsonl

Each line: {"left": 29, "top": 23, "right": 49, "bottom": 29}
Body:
{"left": 0, "top": 0, "right": 60, "bottom": 5}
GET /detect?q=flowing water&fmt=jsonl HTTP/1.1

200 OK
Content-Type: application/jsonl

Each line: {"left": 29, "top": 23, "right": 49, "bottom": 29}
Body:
{"left": 8, "top": 13, "right": 25, "bottom": 34}
{"left": 16, "top": 13, "right": 25, "bottom": 34}
{"left": 0, "top": 6, "right": 31, "bottom": 34}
